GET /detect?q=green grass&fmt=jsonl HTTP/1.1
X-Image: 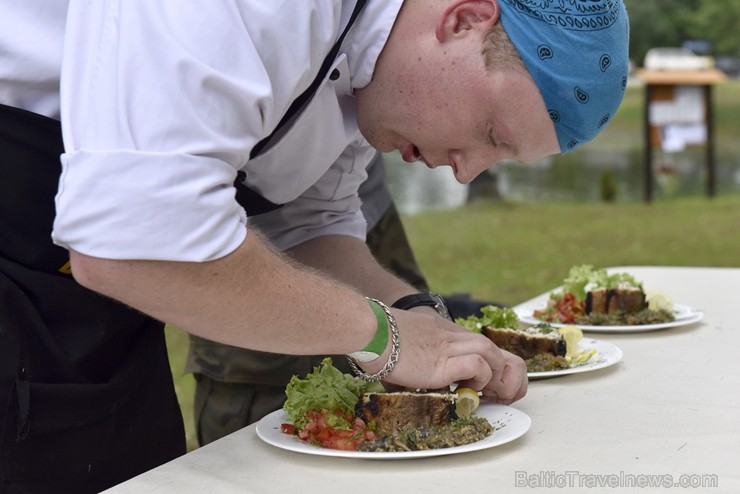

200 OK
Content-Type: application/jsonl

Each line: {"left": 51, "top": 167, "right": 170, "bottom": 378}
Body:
{"left": 165, "top": 327, "right": 197, "bottom": 451}
{"left": 402, "top": 195, "right": 740, "bottom": 306}
{"left": 167, "top": 194, "right": 740, "bottom": 452}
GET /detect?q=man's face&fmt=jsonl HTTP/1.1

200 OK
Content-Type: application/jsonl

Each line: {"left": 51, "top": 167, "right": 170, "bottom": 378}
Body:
{"left": 355, "top": 5, "right": 560, "bottom": 184}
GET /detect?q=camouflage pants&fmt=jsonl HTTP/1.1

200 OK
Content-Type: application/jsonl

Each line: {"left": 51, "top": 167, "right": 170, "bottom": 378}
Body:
{"left": 186, "top": 202, "right": 428, "bottom": 446}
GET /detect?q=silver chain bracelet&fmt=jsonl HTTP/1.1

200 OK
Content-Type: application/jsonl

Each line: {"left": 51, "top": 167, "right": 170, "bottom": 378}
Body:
{"left": 346, "top": 297, "right": 400, "bottom": 382}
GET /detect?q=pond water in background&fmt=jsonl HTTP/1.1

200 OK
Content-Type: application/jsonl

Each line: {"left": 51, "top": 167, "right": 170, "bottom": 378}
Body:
{"left": 382, "top": 152, "right": 468, "bottom": 215}
{"left": 383, "top": 147, "right": 740, "bottom": 215}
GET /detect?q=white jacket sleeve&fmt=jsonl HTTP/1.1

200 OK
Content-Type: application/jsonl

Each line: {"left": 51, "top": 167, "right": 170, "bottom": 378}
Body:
{"left": 54, "top": 0, "right": 363, "bottom": 261}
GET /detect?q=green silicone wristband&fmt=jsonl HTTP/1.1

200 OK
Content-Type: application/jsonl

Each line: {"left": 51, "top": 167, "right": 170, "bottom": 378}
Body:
{"left": 349, "top": 298, "right": 389, "bottom": 362}
{"left": 363, "top": 298, "right": 389, "bottom": 354}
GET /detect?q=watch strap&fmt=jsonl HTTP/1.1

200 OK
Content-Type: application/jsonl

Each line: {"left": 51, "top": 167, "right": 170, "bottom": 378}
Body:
{"left": 391, "top": 292, "right": 453, "bottom": 321}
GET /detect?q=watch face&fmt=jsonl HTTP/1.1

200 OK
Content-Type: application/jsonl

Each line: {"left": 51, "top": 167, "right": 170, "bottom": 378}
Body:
{"left": 430, "top": 293, "right": 452, "bottom": 321}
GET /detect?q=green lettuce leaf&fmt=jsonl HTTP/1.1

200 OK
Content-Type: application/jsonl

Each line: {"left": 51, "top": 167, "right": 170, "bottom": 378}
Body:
{"left": 283, "top": 357, "right": 384, "bottom": 430}
{"left": 558, "top": 264, "right": 643, "bottom": 301}
{"left": 456, "top": 305, "right": 519, "bottom": 332}
{"left": 562, "top": 264, "right": 596, "bottom": 301}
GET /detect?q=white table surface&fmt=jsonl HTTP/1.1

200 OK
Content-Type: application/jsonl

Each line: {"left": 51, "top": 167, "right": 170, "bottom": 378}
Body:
{"left": 103, "top": 266, "right": 740, "bottom": 493}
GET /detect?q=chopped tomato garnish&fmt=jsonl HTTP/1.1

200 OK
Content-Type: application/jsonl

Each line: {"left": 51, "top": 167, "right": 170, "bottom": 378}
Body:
{"left": 281, "top": 408, "right": 372, "bottom": 452}
{"left": 534, "top": 292, "right": 585, "bottom": 323}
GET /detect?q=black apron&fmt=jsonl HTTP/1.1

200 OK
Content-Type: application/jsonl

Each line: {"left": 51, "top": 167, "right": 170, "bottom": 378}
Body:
{"left": 0, "top": 104, "right": 185, "bottom": 493}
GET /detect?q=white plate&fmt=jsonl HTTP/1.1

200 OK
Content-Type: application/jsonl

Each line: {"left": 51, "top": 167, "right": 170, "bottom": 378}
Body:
{"left": 527, "top": 338, "right": 623, "bottom": 379}
{"left": 256, "top": 403, "right": 531, "bottom": 460}
{"left": 516, "top": 302, "right": 704, "bottom": 333}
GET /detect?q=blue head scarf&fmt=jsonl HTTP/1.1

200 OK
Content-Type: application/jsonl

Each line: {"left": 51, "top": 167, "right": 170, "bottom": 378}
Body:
{"left": 496, "top": 0, "right": 630, "bottom": 152}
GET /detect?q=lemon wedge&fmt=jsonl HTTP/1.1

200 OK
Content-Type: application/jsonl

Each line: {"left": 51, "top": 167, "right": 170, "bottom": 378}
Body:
{"left": 558, "top": 325, "right": 597, "bottom": 365}
{"left": 455, "top": 388, "right": 481, "bottom": 419}
{"left": 558, "top": 325, "right": 583, "bottom": 359}
{"left": 646, "top": 291, "right": 674, "bottom": 312}
{"left": 569, "top": 348, "right": 597, "bottom": 365}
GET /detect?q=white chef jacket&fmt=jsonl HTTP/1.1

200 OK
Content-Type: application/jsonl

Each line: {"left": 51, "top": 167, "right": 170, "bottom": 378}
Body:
{"left": 1, "top": 0, "right": 402, "bottom": 262}
{"left": 0, "top": 1, "right": 67, "bottom": 119}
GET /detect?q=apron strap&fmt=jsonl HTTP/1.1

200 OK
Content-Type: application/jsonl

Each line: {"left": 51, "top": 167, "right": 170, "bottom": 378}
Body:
{"left": 234, "top": 0, "right": 368, "bottom": 215}
{"left": 248, "top": 0, "right": 368, "bottom": 160}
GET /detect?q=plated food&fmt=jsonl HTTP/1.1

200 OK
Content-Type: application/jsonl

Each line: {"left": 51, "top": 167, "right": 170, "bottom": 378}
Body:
{"left": 277, "top": 358, "right": 494, "bottom": 453}
{"left": 513, "top": 265, "right": 704, "bottom": 333}
{"left": 530, "top": 265, "right": 676, "bottom": 327}
{"left": 257, "top": 402, "right": 531, "bottom": 459}
{"left": 517, "top": 303, "right": 703, "bottom": 333}
{"left": 354, "top": 389, "right": 492, "bottom": 452}
{"left": 456, "top": 305, "right": 599, "bottom": 373}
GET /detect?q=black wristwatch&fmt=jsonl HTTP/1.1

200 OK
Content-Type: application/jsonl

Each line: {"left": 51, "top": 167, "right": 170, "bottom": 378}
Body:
{"left": 391, "top": 292, "right": 453, "bottom": 321}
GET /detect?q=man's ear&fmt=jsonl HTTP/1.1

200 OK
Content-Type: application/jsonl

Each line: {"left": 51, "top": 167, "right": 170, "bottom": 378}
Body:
{"left": 436, "top": 0, "right": 500, "bottom": 41}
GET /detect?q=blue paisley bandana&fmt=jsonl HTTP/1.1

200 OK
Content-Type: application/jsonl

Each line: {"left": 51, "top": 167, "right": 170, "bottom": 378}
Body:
{"left": 497, "top": 0, "right": 630, "bottom": 152}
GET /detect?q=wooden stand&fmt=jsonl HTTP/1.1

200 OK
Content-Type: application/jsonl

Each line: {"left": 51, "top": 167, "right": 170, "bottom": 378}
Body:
{"left": 637, "top": 69, "right": 725, "bottom": 202}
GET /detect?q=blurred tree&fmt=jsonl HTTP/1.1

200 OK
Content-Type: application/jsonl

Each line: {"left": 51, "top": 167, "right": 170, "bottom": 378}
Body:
{"left": 687, "top": 0, "right": 740, "bottom": 56}
{"left": 624, "top": 0, "right": 698, "bottom": 65}
{"left": 624, "top": 0, "right": 740, "bottom": 65}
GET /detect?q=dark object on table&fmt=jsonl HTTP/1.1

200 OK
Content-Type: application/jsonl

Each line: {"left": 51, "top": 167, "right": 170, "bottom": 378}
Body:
{"left": 442, "top": 293, "right": 505, "bottom": 319}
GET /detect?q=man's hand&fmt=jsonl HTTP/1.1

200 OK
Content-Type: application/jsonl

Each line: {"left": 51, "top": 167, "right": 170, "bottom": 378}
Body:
{"left": 478, "top": 349, "right": 528, "bottom": 404}
{"left": 361, "top": 309, "right": 528, "bottom": 405}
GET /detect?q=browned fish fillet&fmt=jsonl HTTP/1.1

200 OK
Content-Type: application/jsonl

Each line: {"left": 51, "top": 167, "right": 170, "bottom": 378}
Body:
{"left": 482, "top": 325, "right": 566, "bottom": 360}
{"left": 586, "top": 287, "right": 646, "bottom": 315}
{"left": 354, "top": 391, "right": 456, "bottom": 435}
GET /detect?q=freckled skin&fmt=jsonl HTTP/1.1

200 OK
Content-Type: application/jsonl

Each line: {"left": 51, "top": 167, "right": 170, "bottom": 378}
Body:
{"left": 354, "top": 0, "right": 559, "bottom": 184}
